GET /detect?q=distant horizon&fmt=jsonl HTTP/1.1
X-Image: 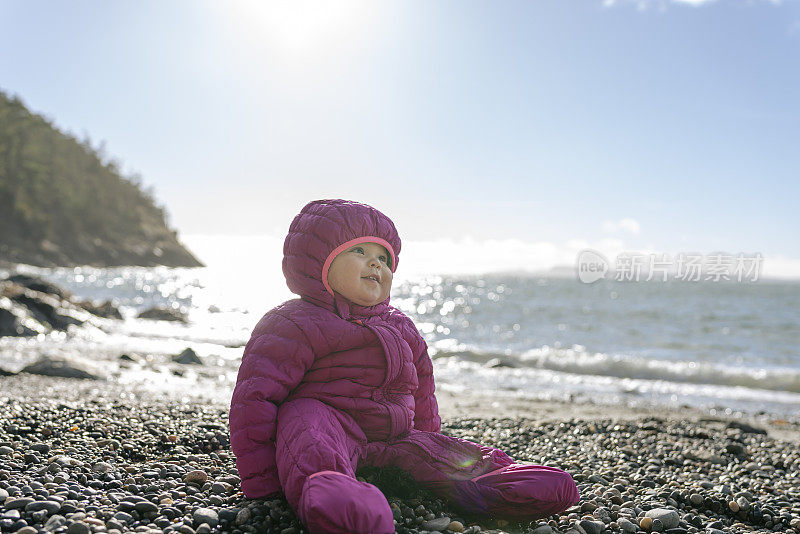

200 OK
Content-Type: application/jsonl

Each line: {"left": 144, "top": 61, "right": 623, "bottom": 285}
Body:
{"left": 180, "top": 233, "right": 800, "bottom": 281}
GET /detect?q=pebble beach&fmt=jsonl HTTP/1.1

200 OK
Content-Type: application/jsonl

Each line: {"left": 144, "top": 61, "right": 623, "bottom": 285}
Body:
{"left": 2, "top": 373, "right": 799, "bottom": 534}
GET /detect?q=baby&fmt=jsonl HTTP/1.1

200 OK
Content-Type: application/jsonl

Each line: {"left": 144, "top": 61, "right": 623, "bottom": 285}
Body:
{"left": 229, "top": 199, "right": 579, "bottom": 533}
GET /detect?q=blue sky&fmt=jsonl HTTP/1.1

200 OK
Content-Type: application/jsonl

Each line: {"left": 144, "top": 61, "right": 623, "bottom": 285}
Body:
{"left": 1, "top": 0, "right": 799, "bottom": 274}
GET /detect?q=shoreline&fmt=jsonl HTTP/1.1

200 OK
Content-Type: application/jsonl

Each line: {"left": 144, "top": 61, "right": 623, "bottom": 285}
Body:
{"left": 4, "top": 373, "right": 798, "bottom": 443}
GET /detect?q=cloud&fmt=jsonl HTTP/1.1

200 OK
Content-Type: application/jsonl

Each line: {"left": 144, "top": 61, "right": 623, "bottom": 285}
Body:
{"left": 602, "top": 218, "right": 641, "bottom": 235}
{"left": 602, "top": 0, "right": 779, "bottom": 8}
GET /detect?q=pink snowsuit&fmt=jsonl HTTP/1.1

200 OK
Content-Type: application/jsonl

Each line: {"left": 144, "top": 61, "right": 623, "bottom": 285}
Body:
{"left": 228, "top": 199, "right": 579, "bottom": 533}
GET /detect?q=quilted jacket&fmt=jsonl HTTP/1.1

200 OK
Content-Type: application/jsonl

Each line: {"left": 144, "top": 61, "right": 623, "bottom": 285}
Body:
{"left": 229, "top": 199, "right": 441, "bottom": 499}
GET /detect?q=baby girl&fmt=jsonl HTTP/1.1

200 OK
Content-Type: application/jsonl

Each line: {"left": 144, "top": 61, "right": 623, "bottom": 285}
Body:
{"left": 228, "top": 199, "right": 579, "bottom": 533}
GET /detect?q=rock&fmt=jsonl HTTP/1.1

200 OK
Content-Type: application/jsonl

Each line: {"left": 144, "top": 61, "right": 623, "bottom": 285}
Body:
{"left": 6, "top": 274, "right": 72, "bottom": 300}
{"left": 173, "top": 347, "right": 203, "bottom": 365}
{"left": 25, "top": 500, "right": 61, "bottom": 514}
{"left": 735, "top": 496, "right": 750, "bottom": 511}
{"left": 112, "top": 512, "right": 132, "bottom": 524}
{"left": 134, "top": 500, "right": 158, "bottom": 513}
{"left": 43, "top": 514, "right": 67, "bottom": 531}
{"left": 193, "top": 508, "right": 219, "bottom": 528}
{"left": 78, "top": 299, "right": 122, "bottom": 319}
{"left": 4, "top": 284, "right": 84, "bottom": 330}
{"left": 0, "top": 306, "right": 37, "bottom": 337}
{"left": 617, "top": 518, "right": 637, "bottom": 533}
{"left": 422, "top": 516, "right": 451, "bottom": 531}
{"left": 210, "top": 481, "right": 233, "bottom": 494}
{"left": 726, "top": 421, "right": 767, "bottom": 434}
{"left": 185, "top": 470, "right": 208, "bottom": 484}
{"left": 4, "top": 497, "right": 35, "bottom": 509}
{"left": 66, "top": 522, "right": 91, "bottom": 534}
{"left": 581, "top": 501, "right": 598, "bottom": 513}
{"left": 447, "top": 520, "right": 465, "bottom": 532}
{"left": 644, "top": 508, "right": 679, "bottom": 529}
{"left": 579, "top": 519, "right": 604, "bottom": 534}
{"left": 92, "top": 461, "right": 114, "bottom": 474}
{"left": 725, "top": 441, "right": 747, "bottom": 456}
{"left": 485, "top": 357, "right": 517, "bottom": 368}
{"left": 639, "top": 517, "right": 653, "bottom": 530}
{"left": 138, "top": 306, "right": 187, "bottom": 322}
{"left": 20, "top": 356, "right": 101, "bottom": 380}
{"left": 530, "top": 525, "right": 553, "bottom": 534}
{"left": 235, "top": 508, "right": 251, "bottom": 526}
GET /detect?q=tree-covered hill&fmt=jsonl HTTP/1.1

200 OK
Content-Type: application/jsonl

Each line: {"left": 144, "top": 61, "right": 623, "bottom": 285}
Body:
{"left": 0, "top": 90, "right": 203, "bottom": 267}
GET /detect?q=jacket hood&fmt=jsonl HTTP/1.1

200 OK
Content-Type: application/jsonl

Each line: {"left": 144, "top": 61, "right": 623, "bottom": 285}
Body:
{"left": 282, "top": 199, "right": 401, "bottom": 320}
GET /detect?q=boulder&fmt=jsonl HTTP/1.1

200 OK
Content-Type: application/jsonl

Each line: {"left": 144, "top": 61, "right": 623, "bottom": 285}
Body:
{"left": 1, "top": 281, "right": 87, "bottom": 332}
{"left": 7, "top": 274, "right": 72, "bottom": 300}
{"left": 173, "top": 348, "right": 203, "bottom": 365}
{"left": 0, "top": 306, "right": 38, "bottom": 337}
{"left": 78, "top": 299, "right": 122, "bottom": 319}
{"left": 20, "top": 356, "right": 101, "bottom": 380}
{"left": 137, "top": 306, "right": 187, "bottom": 322}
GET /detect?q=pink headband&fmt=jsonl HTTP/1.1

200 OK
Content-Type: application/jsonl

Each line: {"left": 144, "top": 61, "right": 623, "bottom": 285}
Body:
{"left": 321, "top": 236, "right": 397, "bottom": 296}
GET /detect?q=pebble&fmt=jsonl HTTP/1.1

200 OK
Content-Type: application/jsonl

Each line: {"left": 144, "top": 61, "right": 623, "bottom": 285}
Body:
{"left": 66, "top": 522, "right": 91, "bottom": 534}
{"left": 617, "top": 517, "right": 637, "bottom": 532}
{"left": 184, "top": 470, "right": 208, "bottom": 485}
{"left": 580, "top": 519, "right": 605, "bottom": 534}
{"left": 2, "top": 373, "right": 800, "bottom": 534}
{"left": 422, "top": 516, "right": 451, "bottom": 531}
{"left": 192, "top": 507, "right": 219, "bottom": 528}
{"left": 645, "top": 508, "right": 680, "bottom": 529}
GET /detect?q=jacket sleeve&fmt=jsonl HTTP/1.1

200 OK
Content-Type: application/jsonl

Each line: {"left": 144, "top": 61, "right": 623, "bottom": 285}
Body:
{"left": 409, "top": 329, "right": 441, "bottom": 433}
{"left": 228, "top": 313, "right": 315, "bottom": 499}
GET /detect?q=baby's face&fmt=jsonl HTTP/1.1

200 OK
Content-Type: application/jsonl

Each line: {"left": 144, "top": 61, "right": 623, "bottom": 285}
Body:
{"left": 327, "top": 242, "right": 393, "bottom": 307}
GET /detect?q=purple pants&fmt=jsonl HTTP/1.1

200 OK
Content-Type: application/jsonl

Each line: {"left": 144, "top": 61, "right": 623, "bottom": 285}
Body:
{"left": 275, "top": 399, "right": 579, "bottom": 534}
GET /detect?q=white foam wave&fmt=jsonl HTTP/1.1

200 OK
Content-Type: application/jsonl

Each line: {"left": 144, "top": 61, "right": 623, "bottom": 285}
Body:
{"left": 432, "top": 345, "right": 800, "bottom": 394}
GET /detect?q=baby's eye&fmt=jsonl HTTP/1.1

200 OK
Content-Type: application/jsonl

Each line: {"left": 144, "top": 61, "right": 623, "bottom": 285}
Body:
{"left": 352, "top": 247, "right": 364, "bottom": 254}
{"left": 379, "top": 256, "right": 387, "bottom": 263}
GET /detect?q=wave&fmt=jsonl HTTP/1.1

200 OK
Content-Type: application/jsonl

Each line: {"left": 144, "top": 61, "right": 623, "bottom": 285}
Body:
{"left": 431, "top": 346, "right": 800, "bottom": 394}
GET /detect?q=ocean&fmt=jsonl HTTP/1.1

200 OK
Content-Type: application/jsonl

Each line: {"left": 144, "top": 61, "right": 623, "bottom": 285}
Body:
{"left": 1, "top": 235, "right": 799, "bottom": 418}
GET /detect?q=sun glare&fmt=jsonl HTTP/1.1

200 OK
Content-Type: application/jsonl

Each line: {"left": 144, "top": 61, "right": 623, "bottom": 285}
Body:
{"left": 231, "top": 0, "right": 373, "bottom": 60}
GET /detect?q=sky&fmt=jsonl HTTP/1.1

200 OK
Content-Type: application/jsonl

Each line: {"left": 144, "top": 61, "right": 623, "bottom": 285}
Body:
{"left": 1, "top": 0, "right": 799, "bottom": 276}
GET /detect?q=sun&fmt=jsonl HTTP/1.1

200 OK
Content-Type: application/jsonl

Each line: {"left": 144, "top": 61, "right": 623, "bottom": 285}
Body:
{"left": 229, "top": 0, "right": 373, "bottom": 60}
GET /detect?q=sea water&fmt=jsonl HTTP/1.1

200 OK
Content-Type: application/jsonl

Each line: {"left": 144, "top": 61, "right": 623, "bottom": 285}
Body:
{"left": 1, "top": 236, "right": 798, "bottom": 418}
